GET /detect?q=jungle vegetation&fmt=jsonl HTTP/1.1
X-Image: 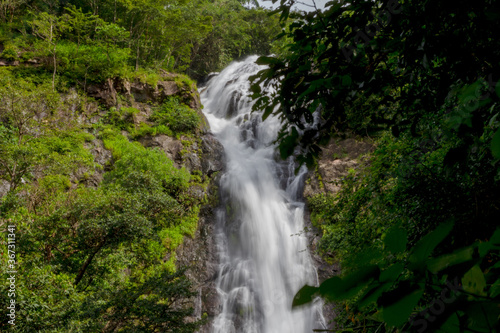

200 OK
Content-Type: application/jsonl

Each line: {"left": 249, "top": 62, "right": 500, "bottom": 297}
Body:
{"left": 0, "top": 0, "right": 280, "bottom": 331}
{"left": 2, "top": 0, "right": 500, "bottom": 332}
{"left": 251, "top": 0, "right": 500, "bottom": 331}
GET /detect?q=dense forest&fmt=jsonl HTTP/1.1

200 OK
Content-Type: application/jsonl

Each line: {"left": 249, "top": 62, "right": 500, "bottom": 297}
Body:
{"left": 1, "top": 0, "right": 500, "bottom": 332}
{"left": 0, "top": 0, "right": 279, "bottom": 331}
{"left": 253, "top": 0, "right": 500, "bottom": 332}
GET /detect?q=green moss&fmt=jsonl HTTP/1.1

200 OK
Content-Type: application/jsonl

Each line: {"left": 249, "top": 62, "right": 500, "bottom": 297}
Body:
{"left": 314, "top": 166, "right": 324, "bottom": 190}
{"left": 121, "top": 67, "right": 162, "bottom": 88}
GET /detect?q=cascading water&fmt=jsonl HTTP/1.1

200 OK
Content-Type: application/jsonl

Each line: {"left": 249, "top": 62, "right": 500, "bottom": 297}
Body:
{"left": 200, "top": 56, "right": 325, "bottom": 333}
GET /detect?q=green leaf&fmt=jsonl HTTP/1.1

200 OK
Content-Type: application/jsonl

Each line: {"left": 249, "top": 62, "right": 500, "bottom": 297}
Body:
{"left": 466, "top": 302, "right": 500, "bottom": 330}
{"left": 462, "top": 265, "right": 487, "bottom": 297}
{"left": 255, "top": 56, "right": 280, "bottom": 66}
{"left": 319, "top": 265, "right": 379, "bottom": 301}
{"left": 379, "top": 263, "right": 405, "bottom": 282}
{"left": 409, "top": 221, "right": 454, "bottom": 267}
{"left": 490, "top": 228, "right": 500, "bottom": 245}
{"left": 384, "top": 227, "right": 408, "bottom": 254}
{"left": 350, "top": 248, "right": 384, "bottom": 267}
{"left": 292, "top": 285, "right": 318, "bottom": 307}
{"left": 342, "top": 75, "right": 352, "bottom": 86}
{"left": 262, "top": 105, "right": 274, "bottom": 121}
{"left": 489, "top": 278, "right": 500, "bottom": 298}
{"left": 491, "top": 128, "right": 500, "bottom": 159}
{"left": 426, "top": 246, "right": 474, "bottom": 274}
{"left": 279, "top": 127, "right": 299, "bottom": 159}
{"left": 458, "top": 81, "right": 482, "bottom": 105}
{"left": 437, "top": 313, "right": 460, "bottom": 333}
{"left": 358, "top": 282, "right": 392, "bottom": 308}
{"left": 478, "top": 228, "right": 500, "bottom": 257}
{"left": 382, "top": 288, "right": 423, "bottom": 326}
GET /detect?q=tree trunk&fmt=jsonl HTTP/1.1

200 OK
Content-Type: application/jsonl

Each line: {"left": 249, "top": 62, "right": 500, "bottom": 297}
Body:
{"left": 135, "top": 43, "right": 140, "bottom": 71}
{"left": 73, "top": 239, "right": 106, "bottom": 286}
{"left": 52, "top": 51, "right": 56, "bottom": 90}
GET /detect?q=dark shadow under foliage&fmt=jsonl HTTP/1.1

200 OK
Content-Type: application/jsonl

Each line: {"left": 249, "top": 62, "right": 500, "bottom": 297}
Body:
{"left": 251, "top": 0, "right": 500, "bottom": 331}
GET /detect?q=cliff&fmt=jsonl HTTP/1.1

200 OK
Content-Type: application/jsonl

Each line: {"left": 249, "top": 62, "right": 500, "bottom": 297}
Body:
{"left": 0, "top": 69, "right": 224, "bottom": 331}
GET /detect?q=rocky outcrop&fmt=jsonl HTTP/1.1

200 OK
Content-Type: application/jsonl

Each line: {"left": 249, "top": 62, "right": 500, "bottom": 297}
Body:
{"left": 176, "top": 197, "right": 222, "bottom": 332}
{"left": 105, "top": 77, "right": 225, "bottom": 330}
{"left": 86, "top": 75, "right": 209, "bottom": 134}
{"left": 87, "top": 75, "right": 201, "bottom": 109}
{"left": 303, "top": 136, "right": 374, "bottom": 330}
{"left": 148, "top": 132, "right": 224, "bottom": 331}
{"left": 82, "top": 74, "right": 226, "bottom": 330}
{"left": 304, "top": 137, "right": 374, "bottom": 198}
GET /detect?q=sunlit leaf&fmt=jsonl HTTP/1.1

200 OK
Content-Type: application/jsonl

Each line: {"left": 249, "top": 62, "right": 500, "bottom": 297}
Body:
{"left": 426, "top": 246, "right": 474, "bottom": 274}
{"left": 319, "top": 265, "right": 379, "bottom": 301}
{"left": 462, "top": 265, "right": 487, "bottom": 297}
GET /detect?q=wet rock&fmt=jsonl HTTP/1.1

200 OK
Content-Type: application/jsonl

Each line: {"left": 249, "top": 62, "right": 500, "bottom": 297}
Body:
{"left": 226, "top": 90, "right": 242, "bottom": 119}
{"left": 184, "top": 152, "right": 203, "bottom": 173}
{"left": 139, "top": 134, "right": 184, "bottom": 167}
{"left": 201, "top": 134, "right": 225, "bottom": 176}
{"left": 89, "top": 139, "right": 113, "bottom": 168}
{"left": 176, "top": 204, "right": 222, "bottom": 331}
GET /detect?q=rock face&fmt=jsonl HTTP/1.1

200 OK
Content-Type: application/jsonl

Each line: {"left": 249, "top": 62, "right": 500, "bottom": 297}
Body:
{"left": 303, "top": 136, "right": 374, "bottom": 329}
{"left": 83, "top": 74, "right": 226, "bottom": 331}
{"left": 304, "top": 137, "right": 374, "bottom": 198}
{"left": 176, "top": 197, "right": 222, "bottom": 332}
{"left": 87, "top": 75, "right": 209, "bottom": 133}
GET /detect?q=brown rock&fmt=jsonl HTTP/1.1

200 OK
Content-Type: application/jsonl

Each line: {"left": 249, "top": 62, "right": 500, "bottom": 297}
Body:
{"left": 138, "top": 134, "right": 184, "bottom": 166}
{"left": 304, "top": 137, "right": 374, "bottom": 198}
{"left": 157, "top": 80, "right": 181, "bottom": 97}
{"left": 201, "top": 134, "right": 225, "bottom": 176}
{"left": 87, "top": 78, "right": 117, "bottom": 107}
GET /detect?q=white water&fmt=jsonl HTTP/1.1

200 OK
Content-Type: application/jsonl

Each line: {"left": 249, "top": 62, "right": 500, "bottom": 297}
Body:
{"left": 201, "top": 56, "right": 325, "bottom": 333}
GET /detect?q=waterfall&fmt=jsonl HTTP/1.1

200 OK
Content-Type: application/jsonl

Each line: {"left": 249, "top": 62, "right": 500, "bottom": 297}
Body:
{"left": 200, "top": 56, "right": 325, "bottom": 333}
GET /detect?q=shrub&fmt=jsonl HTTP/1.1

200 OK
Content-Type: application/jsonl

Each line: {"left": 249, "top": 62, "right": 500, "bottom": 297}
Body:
{"left": 1, "top": 45, "right": 18, "bottom": 61}
{"left": 102, "top": 132, "right": 191, "bottom": 197}
{"left": 20, "top": 51, "right": 34, "bottom": 62}
{"left": 151, "top": 97, "right": 200, "bottom": 133}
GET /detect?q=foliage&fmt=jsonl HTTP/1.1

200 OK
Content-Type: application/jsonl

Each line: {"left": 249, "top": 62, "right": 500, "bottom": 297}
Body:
{"left": 254, "top": 0, "right": 500, "bottom": 331}
{"left": 0, "top": 0, "right": 281, "bottom": 85}
{"left": 102, "top": 130, "right": 191, "bottom": 198}
{"left": 294, "top": 223, "right": 500, "bottom": 332}
{"left": 251, "top": 0, "right": 500, "bottom": 166}
{"left": 188, "top": 0, "right": 281, "bottom": 78}
{"left": 0, "top": 76, "right": 93, "bottom": 191}
{"left": 0, "top": 77, "right": 203, "bottom": 331}
{"left": 0, "top": 44, "right": 18, "bottom": 60}
{"left": 0, "top": 1, "right": 280, "bottom": 331}
{"left": 151, "top": 97, "right": 201, "bottom": 134}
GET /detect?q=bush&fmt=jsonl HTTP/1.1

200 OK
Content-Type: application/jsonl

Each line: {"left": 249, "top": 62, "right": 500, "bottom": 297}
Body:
{"left": 1, "top": 45, "right": 18, "bottom": 61}
{"left": 151, "top": 97, "right": 200, "bottom": 133}
{"left": 102, "top": 132, "right": 191, "bottom": 197}
{"left": 20, "top": 51, "right": 34, "bottom": 62}
{"left": 55, "top": 41, "right": 131, "bottom": 83}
